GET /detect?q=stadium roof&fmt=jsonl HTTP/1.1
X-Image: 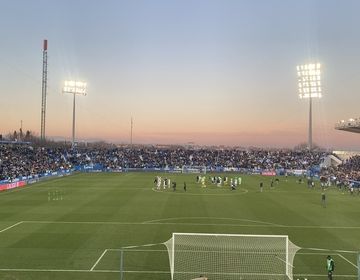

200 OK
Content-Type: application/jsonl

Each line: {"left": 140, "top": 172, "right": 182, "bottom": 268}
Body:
{"left": 335, "top": 118, "right": 360, "bottom": 134}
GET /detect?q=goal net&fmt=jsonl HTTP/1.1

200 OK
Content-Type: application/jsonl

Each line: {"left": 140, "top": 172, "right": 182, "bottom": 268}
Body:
{"left": 182, "top": 166, "right": 207, "bottom": 174}
{"left": 164, "top": 233, "right": 300, "bottom": 280}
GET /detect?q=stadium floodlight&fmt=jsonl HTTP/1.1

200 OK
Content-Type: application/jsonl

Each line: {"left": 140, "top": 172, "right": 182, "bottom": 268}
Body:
{"left": 296, "top": 63, "right": 322, "bottom": 151}
{"left": 62, "top": 80, "right": 87, "bottom": 147}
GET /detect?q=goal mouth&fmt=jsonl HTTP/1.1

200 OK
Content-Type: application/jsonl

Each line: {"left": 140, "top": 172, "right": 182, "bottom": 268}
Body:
{"left": 164, "top": 233, "right": 300, "bottom": 280}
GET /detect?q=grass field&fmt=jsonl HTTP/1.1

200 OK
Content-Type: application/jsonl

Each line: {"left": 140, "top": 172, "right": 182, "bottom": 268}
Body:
{"left": 0, "top": 172, "right": 359, "bottom": 280}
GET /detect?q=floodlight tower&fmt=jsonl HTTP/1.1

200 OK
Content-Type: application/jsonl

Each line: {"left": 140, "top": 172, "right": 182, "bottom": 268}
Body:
{"left": 62, "top": 81, "right": 87, "bottom": 147}
{"left": 40, "top": 39, "right": 48, "bottom": 140}
{"left": 296, "top": 63, "right": 322, "bottom": 151}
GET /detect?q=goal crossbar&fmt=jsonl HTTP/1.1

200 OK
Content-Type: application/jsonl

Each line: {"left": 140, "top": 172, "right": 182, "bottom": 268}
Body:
{"left": 173, "top": 233, "right": 289, "bottom": 238}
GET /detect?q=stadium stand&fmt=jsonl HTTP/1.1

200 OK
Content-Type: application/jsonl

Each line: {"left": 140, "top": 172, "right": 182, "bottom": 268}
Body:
{"left": 335, "top": 118, "right": 360, "bottom": 133}
{"left": 1, "top": 143, "right": 360, "bottom": 191}
{"left": 1, "top": 143, "right": 327, "bottom": 182}
{"left": 320, "top": 154, "right": 342, "bottom": 168}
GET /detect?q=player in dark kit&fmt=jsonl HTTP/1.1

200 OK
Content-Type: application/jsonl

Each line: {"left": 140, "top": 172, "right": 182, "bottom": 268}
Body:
{"left": 172, "top": 182, "right": 176, "bottom": 191}
{"left": 321, "top": 192, "right": 326, "bottom": 208}
{"left": 183, "top": 182, "right": 187, "bottom": 192}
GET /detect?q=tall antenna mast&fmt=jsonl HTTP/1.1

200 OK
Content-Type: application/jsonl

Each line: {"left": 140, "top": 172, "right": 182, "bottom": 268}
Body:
{"left": 40, "top": 39, "right": 48, "bottom": 141}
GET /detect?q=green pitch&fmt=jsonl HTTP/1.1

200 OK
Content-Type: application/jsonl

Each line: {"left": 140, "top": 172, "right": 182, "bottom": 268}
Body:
{"left": 0, "top": 172, "right": 358, "bottom": 280}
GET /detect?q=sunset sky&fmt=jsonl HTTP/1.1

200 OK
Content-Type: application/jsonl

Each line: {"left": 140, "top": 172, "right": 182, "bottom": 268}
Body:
{"left": 1, "top": 0, "right": 360, "bottom": 149}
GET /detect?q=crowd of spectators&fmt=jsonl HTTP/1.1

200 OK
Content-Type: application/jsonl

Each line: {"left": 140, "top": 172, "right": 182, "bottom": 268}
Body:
{"left": 0, "top": 143, "right": 329, "bottom": 182}
{"left": 321, "top": 155, "right": 360, "bottom": 183}
{"left": 0, "top": 144, "right": 71, "bottom": 181}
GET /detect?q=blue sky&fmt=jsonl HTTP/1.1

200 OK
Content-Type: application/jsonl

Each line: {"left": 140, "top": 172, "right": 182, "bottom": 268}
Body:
{"left": 1, "top": 0, "right": 360, "bottom": 149}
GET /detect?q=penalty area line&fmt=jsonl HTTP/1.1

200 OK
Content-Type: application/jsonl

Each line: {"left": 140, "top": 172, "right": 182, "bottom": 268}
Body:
{"left": 0, "top": 268, "right": 355, "bottom": 277}
{"left": 337, "top": 253, "right": 358, "bottom": 269}
{"left": 21, "top": 220, "right": 360, "bottom": 229}
{"left": 294, "top": 273, "right": 357, "bottom": 278}
{"left": 304, "top": 247, "right": 358, "bottom": 254}
{"left": 0, "top": 268, "right": 91, "bottom": 273}
{"left": 0, "top": 221, "right": 23, "bottom": 233}
{"left": 0, "top": 268, "right": 170, "bottom": 274}
{"left": 90, "top": 249, "right": 108, "bottom": 271}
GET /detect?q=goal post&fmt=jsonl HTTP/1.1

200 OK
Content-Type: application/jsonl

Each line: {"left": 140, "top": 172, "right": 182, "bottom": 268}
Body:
{"left": 358, "top": 252, "right": 360, "bottom": 280}
{"left": 164, "top": 233, "right": 300, "bottom": 280}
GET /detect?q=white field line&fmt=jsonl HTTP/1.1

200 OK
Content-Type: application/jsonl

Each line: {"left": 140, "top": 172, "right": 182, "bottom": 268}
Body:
{"left": 114, "top": 270, "right": 168, "bottom": 273}
{"left": 21, "top": 220, "right": 360, "bottom": 229}
{"left": 97, "top": 248, "right": 339, "bottom": 256}
{"left": 142, "top": 216, "right": 281, "bottom": 226}
{"left": 108, "top": 247, "right": 335, "bottom": 256}
{"left": 110, "top": 248, "right": 287, "bottom": 255}
{"left": 298, "top": 252, "right": 344, "bottom": 255}
{"left": 107, "top": 248, "right": 166, "bottom": 252}
{"left": 0, "top": 268, "right": 90, "bottom": 273}
{"left": 294, "top": 274, "right": 357, "bottom": 278}
{"left": 151, "top": 187, "right": 249, "bottom": 196}
{"left": 305, "top": 247, "right": 358, "bottom": 254}
{"left": 0, "top": 268, "right": 356, "bottom": 277}
{"left": 90, "top": 249, "right": 108, "bottom": 271}
{"left": 0, "top": 221, "right": 23, "bottom": 233}
{"left": 121, "top": 243, "right": 163, "bottom": 249}
{"left": 338, "top": 253, "right": 359, "bottom": 269}
{"left": 0, "top": 268, "right": 167, "bottom": 273}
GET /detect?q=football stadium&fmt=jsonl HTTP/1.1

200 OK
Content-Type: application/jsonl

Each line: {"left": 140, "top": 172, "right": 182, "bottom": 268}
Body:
{"left": 1, "top": 1, "right": 360, "bottom": 280}
{"left": 0, "top": 147, "right": 359, "bottom": 280}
